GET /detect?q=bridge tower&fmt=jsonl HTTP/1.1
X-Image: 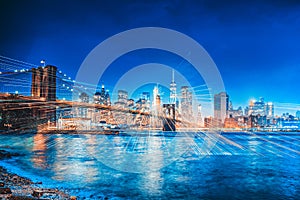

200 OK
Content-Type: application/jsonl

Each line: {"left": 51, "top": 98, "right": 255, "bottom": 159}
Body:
{"left": 31, "top": 65, "right": 57, "bottom": 101}
{"left": 31, "top": 65, "right": 57, "bottom": 129}
{"left": 162, "top": 104, "right": 176, "bottom": 131}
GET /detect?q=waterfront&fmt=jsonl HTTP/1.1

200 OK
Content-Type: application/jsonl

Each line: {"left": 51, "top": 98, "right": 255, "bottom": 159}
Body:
{"left": 0, "top": 132, "right": 300, "bottom": 199}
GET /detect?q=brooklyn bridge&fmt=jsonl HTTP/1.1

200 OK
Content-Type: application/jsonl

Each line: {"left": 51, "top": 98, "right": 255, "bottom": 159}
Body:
{"left": 0, "top": 56, "right": 179, "bottom": 132}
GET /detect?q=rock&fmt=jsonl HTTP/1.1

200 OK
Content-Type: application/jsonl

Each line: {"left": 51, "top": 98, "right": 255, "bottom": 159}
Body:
{"left": 0, "top": 150, "right": 12, "bottom": 159}
{"left": 0, "top": 187, "right": 12, "bottom": 194}
{"left": 70, "top": 196, "right": 77, "bottom": 200}
{"left": 32, "top": 189, "right": 43, "bottom": 198}
{"left": 0, "top": 182, "right": 4, "bottom": 187}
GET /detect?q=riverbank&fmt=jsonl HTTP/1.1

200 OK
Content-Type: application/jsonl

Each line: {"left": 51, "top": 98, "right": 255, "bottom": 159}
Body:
{"left": 0, "top": 150, "right": 74, "bottom": 199}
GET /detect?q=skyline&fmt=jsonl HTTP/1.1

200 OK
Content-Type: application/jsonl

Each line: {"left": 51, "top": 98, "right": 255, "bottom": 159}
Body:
{"left": 1, "top": 0, "right": 300, "bottom": 112}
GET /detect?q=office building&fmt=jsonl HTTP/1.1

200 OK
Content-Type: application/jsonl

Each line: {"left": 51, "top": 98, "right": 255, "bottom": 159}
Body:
{"left": 180, "top": 86, "right": 193, "bottom": 122}
{"left": 214, "top": 92, "right": 229, "bottom": 125}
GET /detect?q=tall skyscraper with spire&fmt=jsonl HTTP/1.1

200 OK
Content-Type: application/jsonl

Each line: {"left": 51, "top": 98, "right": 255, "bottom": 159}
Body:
{"left": 170, "top": 69, "right": 177, "bottom": 104}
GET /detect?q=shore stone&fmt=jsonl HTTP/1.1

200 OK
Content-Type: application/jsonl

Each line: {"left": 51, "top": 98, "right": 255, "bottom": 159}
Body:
{"left": 0, "top": 187, "right": 12, "bottom": 194}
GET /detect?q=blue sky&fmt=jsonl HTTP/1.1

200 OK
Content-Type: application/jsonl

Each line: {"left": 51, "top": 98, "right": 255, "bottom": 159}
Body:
{"left": 0, "top": 0, "right": 300, "bottom": 113}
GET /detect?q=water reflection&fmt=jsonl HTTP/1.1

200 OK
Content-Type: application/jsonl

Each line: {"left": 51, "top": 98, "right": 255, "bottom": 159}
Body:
{"left": 32, "top": 134, "right": 47, "bottom": 169}
{"left": 139, "top": 137, "right": 164, "bottom": 196}
{"left": 1, "top": 133, "right": 300, "bottom": 199}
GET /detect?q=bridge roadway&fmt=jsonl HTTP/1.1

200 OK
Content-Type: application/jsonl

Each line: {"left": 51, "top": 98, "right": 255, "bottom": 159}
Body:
{"left": 0, "top": 93, "right": 182, "bottom": 123}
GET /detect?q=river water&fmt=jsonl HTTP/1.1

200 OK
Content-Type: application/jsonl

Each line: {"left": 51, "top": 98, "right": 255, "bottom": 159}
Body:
{"left": 0, "top": 132, "right": 300, "bottom": 199}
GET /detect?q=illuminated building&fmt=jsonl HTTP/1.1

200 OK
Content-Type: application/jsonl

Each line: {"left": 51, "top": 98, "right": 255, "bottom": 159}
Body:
{"left": 266, "top": 102, "right": 274, "bottom": 118}
{"left": 214, "top": 92, "right": 229, "bottom": 126}
{"left": 224, "top": 117, "right": 239, "bottom": 129}
{"left": 248, "top": 97, "right": 265, "bottom": 116}
{"left": 247, "top": 97, "right": 275, "bottom": 127}
{"left": 94, "top": 84, "right": 110, "bottom": 105}
{"left": 93, "top": 84, "right": 111, "bottom": 123}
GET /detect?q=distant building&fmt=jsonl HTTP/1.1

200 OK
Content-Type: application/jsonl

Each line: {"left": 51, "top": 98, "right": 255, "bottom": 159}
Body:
{"left": 115, "top": 90, "right": 128, "bottom": 108}
{"left": 248, "top": 97, "right": 265, "bottom": 116}
{"left": 141, "top": 92, "right": 150, "bottom": 112}
{"left": 142, "top": 92, "right": 150, "bottom": 102}
{"left": 248, "top": 97, "right": 274, "bottom": 118}
{"left": 197, "top": 104, "right": 203, "bottom": 127}
{"left": 93, "top": 84, "right": 111, "bottom": 123}
{"left": 204, "top": 117, "right": 213, "bottom": 128}
{"left": 277, "top": 117, "right": 300, "bottom": 129}
{"left": 127, "top": 99, "right": 134, "bottom": 108}
{"left": 180, "top": 86, "right": 193, "bottom": 122}
{"left": 79, "top": 92, "right": 89, "bottom": 103}
{"left": 247, "top": 97, "right": 275, "bottom": 127}
{"left": 244, "top": 106, "right": 249, "bottom": 116}
{"left": 224, "top": 117, "right": 239, "bottom": 129}
{"left": 265, "top": 102, "right": 274, "bottom": 118}
{"left": 94, "top": 84, "right": 110, "bottom": 105}
{"left": 296, "top": 110, "right": 300, "bottom": 119}
{"left": 151, "top": 85, "right": 162, "bottom": 128}
{"left": 118, "top": 90, "right": 128, "bottom": 104}
{"left": 248, "top": 115, "right": 267, "bottom": 128}
{"left": 78, "top": 92, "right": 89, "bottom": 118}
{"left": 228, "top": 106, "right": 243, "bottom": 118}
{"left": 170, "top": 69, "right": 177, "bottom": 105}
{"left": 214, "top": 92, "right": 229, "bottom": 126}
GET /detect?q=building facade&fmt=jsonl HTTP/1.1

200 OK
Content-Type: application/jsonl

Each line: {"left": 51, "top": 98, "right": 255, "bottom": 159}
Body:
{"left": 180, "top": 86, "right": 193, "bottom": 122}
{"left": 214, "top": 92, "right": 229, "bottom": 126}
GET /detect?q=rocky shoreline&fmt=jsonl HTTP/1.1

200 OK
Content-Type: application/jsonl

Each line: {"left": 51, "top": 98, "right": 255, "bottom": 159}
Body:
{"left": 0, "top": 150, "right": 75, "bottom": 199}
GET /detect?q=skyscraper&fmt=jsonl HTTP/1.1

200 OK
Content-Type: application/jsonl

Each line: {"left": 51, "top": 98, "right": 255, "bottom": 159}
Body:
{"left": 180, "top": 86, "right": 193, "bottom": 122}
{"left": 79, "top": 92, "right": 89, "bottom": 118}
{"left": 248, "top": 97, "right": 265, "bottom": 116}
{"left": 170, "top": 69, "right": 177, "bottom": 104}
{"left": 117, "top": 90, "right": 128, "bottom": 105}
{"left": 94, "top": 84, "right": 110, "bottom": 105}
{"left": 197, "top": 104, "right": 203, "bottom": 127}
{"left": 151, "top": 85, "right": 162, "bottom": 128}
{"left": 248, "top": 97, "right": 274, "bottom": 119}
{"left": 266, "top": 102, "right": 274, "bottom": 118}
{"left": 214, "top": 92, "right": 229, "bottom": 125}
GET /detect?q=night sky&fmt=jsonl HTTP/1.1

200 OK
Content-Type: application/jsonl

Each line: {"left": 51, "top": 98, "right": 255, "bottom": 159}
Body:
{"left": 0, "top": 0, "right": 300, "bottom": 112}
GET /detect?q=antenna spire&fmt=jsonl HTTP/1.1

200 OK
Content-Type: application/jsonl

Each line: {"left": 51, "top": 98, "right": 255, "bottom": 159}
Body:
{"left": 172, "top": 69, "right": 175, "bottom": 82}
